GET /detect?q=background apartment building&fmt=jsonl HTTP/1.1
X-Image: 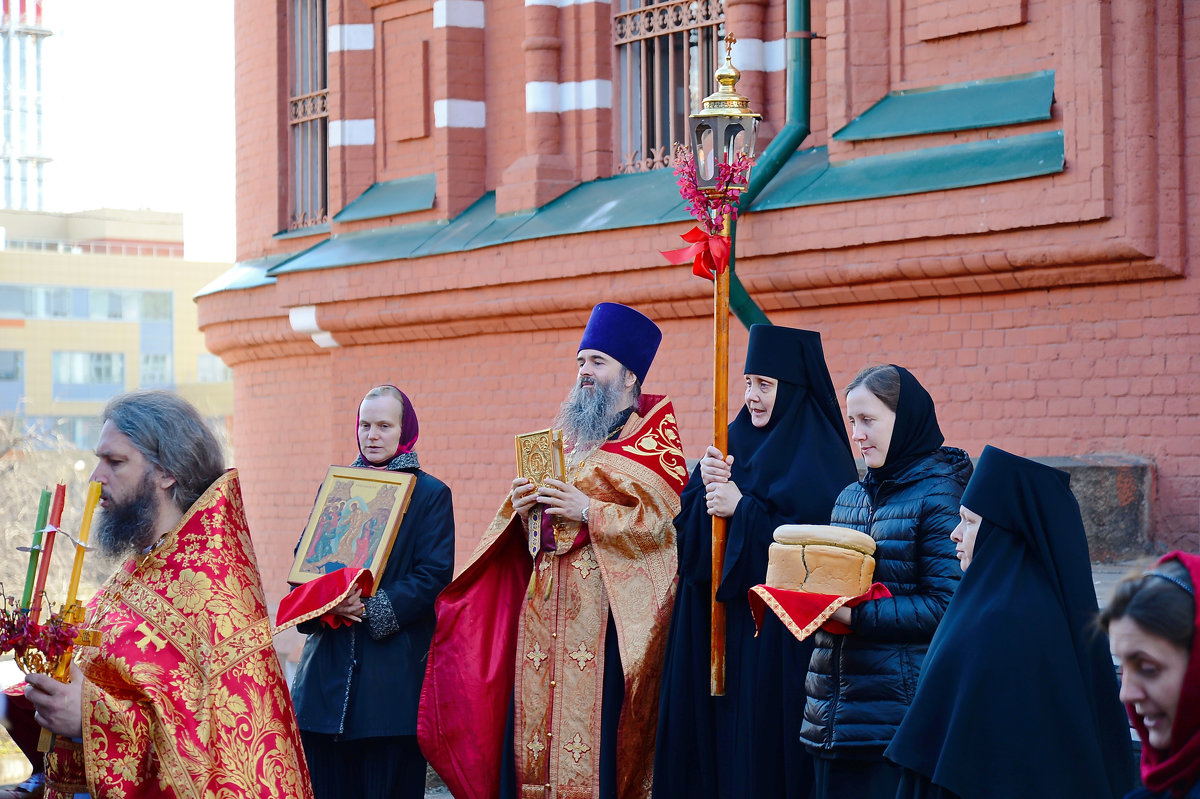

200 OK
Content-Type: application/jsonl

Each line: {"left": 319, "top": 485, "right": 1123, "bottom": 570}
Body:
{"left": 0, "top": 207, "right": 233, "bottom": 443}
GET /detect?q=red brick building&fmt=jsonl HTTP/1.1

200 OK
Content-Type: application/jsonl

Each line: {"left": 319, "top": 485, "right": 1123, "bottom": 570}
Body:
{"left": 198, "top": 0, "right": 1199, "bottom": 613}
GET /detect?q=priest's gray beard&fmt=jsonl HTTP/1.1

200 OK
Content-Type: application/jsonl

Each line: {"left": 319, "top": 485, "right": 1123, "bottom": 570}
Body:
{"left": 95, "top": 468, "right": 164, "bottom": 558}
{"left": 555, "top": 372, "right": 629, "bottom": 466}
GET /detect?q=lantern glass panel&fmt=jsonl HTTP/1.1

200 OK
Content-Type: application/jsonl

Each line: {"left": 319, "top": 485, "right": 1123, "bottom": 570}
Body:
{"left": 691, "top": 122, "right": 716, "bottom": 182}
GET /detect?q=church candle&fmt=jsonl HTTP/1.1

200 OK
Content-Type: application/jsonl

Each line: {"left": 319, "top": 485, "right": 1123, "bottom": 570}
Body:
{"left": 29, "top": 483, "right": 66, "bottom": 625}
{"left": 20, "top": 490, "right": 52, "bottom": 610}
{"left": 64, "top": 482, "right": 102, "bottom": 609}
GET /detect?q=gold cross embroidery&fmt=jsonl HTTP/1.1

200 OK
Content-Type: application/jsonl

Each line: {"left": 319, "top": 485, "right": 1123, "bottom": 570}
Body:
{"left": 563, "top": 733, "right": 590, "bottom": 763}
{"left": 567, "top": 642, "right": 594, "bottom": 671}
{"left": 526, "top": 733, "right": 546, "bottom": 763}
{"left": 571, "top": 549, "right": 599, "bottom": 580}
{"left": 525, "top": 640, "right": 549, "bottom": 671}
{"left": 134, "top": 621, "right": 168, "bottom": 653}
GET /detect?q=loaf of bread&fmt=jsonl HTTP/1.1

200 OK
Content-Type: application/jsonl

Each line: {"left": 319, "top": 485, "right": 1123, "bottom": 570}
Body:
{"left": 764, "top": 524, "right": 877, "bottom": 596}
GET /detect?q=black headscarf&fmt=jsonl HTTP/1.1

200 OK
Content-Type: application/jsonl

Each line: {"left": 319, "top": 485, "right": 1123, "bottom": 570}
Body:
{"left": 885, "top": 445, "right": 1135, "bottom": 799}
{"left": 674, "top": 325, "right": 857, "bottom": 591}
{"left": 861, "top": 365, "right": 944, "bottom": 499}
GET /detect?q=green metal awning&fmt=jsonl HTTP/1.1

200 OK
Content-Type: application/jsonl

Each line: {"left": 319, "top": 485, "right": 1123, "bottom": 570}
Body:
{"left": 201, "top": 73, "right": 1063, "bottom": 289}
{"left": 332, "top": 173, "right": 437, "bottom": 223}
{"left": 194, "top": 254, "right": 285, "bottom": 297}
{"left": 754, "top": 130, "right": 1065, "bottom": 209}
{"left": 263, "top": 130, "right": 1063, "bottom": 277}
{"left": 269, "top": 170, "right": 693, "bottom": 275}
{"left": 833, "top": 71, "right": 1055, "bottom": 142}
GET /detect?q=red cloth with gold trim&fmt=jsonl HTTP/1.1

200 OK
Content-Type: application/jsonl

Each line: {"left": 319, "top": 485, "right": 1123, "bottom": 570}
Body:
{"left": 419, "top": 394, "right": 687, "bottom": 799}
{"left": 48, "top": 470, "right": 313, "bottom": 799}
{"left": 274, "top": 567, "right": 373, "bottom": 632}
{"left": 749, "top": 583, "right": 893, "bottom": 642}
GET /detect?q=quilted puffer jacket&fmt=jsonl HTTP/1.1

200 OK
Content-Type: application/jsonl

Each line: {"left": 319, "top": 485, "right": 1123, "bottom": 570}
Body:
{"left": 800, "top": 446, "right": 972, "bottom": 756}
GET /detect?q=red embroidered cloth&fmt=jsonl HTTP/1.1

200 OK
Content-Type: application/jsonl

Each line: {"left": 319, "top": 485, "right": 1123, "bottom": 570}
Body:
{"left": 749, "top": 583, "right": 893, "bottom": 642}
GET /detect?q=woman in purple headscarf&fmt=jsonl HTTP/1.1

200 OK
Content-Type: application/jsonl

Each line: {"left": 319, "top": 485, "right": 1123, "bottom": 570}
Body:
{"left": 290, "top": 385, "right": 455, "bottom": 799}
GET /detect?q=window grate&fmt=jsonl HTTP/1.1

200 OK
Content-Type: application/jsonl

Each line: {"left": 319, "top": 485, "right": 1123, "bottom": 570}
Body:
{"left": 288, "top": 0, "right": 329, "bottom": 230}
{"left": 613, "top": 0, "right": 724, "bottom": 174}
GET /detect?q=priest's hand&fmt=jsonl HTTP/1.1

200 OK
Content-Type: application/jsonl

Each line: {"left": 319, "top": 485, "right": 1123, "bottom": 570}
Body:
{"left": 700, "top": 446, "right": 734, "bottom": 487}
{"left": 330, "top": 586, "right": 364, "bottom": 624}
{"left": 25, "top": 665, "right": 84, "bottom": 738}
{"left": 537, "top": 479, "right": 589, "bottom": 523}
{"left": 830, "top": 606, "right": 853, "bottom": 626}
{"left": 705, "top": 480, "right": 742, "bottom": 518}
{"left": 510, "top": 477, "right": 539, "bottom": 523}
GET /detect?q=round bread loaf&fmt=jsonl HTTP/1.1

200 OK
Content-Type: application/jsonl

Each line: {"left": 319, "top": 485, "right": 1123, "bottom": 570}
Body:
{"left": 765, "top": 524, "right": 877, "bottom": 596}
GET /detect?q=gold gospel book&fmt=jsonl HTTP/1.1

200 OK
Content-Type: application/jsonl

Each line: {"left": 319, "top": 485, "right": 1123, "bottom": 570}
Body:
{"left": 515, "top": 428, "right": 565, "bottom": 487}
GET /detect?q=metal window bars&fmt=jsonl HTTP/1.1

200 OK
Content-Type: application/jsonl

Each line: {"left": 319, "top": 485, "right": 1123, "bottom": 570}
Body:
{"left": 288, "top": 0, "right": 329, "bottom": 230}
{"left": 613, "top": 0, "right": 725, "bottom": 174}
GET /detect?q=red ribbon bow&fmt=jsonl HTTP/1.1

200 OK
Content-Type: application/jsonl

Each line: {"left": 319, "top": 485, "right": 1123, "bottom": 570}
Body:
{"left": 660, "top": 226, "right": 731, "bottom": 280}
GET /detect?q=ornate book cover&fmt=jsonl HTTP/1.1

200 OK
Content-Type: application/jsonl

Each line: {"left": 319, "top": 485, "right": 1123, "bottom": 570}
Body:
{"left": 515, "top": 428, "right": 565, "bottom": 487}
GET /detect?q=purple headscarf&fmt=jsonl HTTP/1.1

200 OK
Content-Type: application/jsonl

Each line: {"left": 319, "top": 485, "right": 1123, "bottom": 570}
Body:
{"left": 356, "top": 385, "right": 419, "bottom": 464}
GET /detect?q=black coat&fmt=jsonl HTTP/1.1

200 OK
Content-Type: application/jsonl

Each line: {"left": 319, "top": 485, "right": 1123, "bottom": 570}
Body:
{"left": 801, "top": 446, "right": 970, "bottom": 755}
{"left": 292, "top": 469, "right": 454, "bottom": 739}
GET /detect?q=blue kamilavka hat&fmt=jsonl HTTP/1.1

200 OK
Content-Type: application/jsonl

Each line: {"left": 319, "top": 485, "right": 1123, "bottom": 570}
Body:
{"left": 578, "top": 302, "right": 662, "bottom": 384}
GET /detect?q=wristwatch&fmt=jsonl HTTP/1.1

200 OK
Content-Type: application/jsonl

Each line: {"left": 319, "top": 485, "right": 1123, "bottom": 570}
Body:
{"left": 581, "top": 505, "right": 589, "bottom": 526}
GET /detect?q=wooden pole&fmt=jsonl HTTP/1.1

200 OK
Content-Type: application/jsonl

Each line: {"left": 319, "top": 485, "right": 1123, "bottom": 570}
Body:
{"left": 711, "top": 211, "right": 731, "bottom": 697}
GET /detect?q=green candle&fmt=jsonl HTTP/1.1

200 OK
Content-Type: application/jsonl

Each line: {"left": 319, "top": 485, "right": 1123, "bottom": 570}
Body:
{"left": 21, "top": 489, "right": 52, "bottom": 610}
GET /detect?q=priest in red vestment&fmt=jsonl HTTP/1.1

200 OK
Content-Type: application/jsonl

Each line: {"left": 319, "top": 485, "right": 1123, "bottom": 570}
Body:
{"left": 419, "top": 303, "right": 688, "bottom": 799}
{"left": 24, "top": 390, "right": 313, "bottom": 799}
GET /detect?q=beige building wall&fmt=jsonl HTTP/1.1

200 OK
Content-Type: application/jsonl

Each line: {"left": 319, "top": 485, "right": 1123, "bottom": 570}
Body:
{"left": 0, "top": 208, "right": 233, "bottom": 446}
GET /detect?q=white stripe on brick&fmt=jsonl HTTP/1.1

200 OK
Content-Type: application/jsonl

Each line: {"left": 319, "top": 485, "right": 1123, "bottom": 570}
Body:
{"left": 729, "top": 38, "right": 786, "bottom": 72}
{"left": 433, "top": 99, "right": 487, "bottom": 128}
{"left": 328, "top": 24, "right": 374, "bottom": 52}
{"left": 289, "top": 306, "right": 340, "bottom": 348}
{"left": 329, "top": 119, "right": 376, "bottom": 147}
{"left": 433, "top": 0, "right": 485, "bottom": 28}
{"left": 525, "top": 80, "right": 613, "bottom": 113}
{"left": 526, "top": 0, "right": 607, "bottom": 5}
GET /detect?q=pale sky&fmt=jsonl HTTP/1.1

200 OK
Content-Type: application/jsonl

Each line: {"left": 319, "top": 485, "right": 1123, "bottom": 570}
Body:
{"left": 41, "top": 0, "right": 236, "bottom": 262}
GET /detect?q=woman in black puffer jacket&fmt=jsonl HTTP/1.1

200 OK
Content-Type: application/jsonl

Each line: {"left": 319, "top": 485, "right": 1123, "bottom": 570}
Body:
{"left": 802, "top": 365, "right": 971, "bottom": 799}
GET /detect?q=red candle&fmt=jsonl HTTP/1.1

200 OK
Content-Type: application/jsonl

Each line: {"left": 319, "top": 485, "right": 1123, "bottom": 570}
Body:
{"left": 28, "top": 483, "right": 66, "bottom": 625}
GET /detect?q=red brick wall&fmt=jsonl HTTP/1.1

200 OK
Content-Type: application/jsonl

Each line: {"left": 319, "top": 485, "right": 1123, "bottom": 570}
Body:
{"left": 205, "top": 0, "right": 1200, "bottom": 615}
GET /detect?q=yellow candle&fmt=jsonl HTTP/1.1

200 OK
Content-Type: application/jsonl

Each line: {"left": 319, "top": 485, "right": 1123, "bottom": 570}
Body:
{"left": 64, "top": 481, "right": 102, "bottom": 608}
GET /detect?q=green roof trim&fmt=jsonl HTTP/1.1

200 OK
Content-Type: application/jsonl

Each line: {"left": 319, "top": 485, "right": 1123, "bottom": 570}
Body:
{"left": 195, "top": 254, "right": 286, "bottom": 297}
{"left": 268, "top": 221, "right": 448, "bottom": 274}
{"left": 833, "top": 71, "right": 1055, "bottom": 142}
{"left": 754, "top": 130, "right": 1064, "bottom": 210}
{"left": 269, "top": 170, "right": 693, "bottom": 274}
{"left": 263, "top": 129, "right": 1062, "bottom": 276}
{"left": 273, "top": 223, "right": 331, "bottom": 240}
{"left": 332, "top": 173, "right": 437, "bottom": 223}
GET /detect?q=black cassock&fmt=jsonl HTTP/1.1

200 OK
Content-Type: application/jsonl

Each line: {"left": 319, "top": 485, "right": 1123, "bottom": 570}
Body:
{"left": 653, "top": 326, "right": 858, "bottom": 799}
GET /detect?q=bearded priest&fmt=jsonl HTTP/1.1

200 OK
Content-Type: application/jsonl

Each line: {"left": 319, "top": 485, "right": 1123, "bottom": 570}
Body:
{"left": 24, "top": 390, "right": 313, "bottom": 799}
{"left": 419, "top": 303, "right": 688, "bottom": 799}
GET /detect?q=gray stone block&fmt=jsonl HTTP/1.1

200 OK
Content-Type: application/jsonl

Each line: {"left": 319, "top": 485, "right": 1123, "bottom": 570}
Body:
{"left": 1038, "top": 454, "right": 1155, "bottom": 562}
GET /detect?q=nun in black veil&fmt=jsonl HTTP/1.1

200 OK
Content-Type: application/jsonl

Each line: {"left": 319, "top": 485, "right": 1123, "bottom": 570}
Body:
{"left": 653, "top": 325, "right": 858, "bottom": 799}
{"left": 885, "top": 445, "right": 1136, "bottom": 799}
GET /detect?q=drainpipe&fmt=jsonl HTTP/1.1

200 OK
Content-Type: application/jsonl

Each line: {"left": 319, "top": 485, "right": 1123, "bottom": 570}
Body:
{"left": 728, "top": 0, "right": 812, "bottom": 328}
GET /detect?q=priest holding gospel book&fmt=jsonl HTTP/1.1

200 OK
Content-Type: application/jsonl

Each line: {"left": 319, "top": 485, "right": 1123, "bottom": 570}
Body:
{"left": 419, "top": 303, "right": 689, "bottom": 799}
{"left": 285, "top": 385, "right": 455, "bottom": 799}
